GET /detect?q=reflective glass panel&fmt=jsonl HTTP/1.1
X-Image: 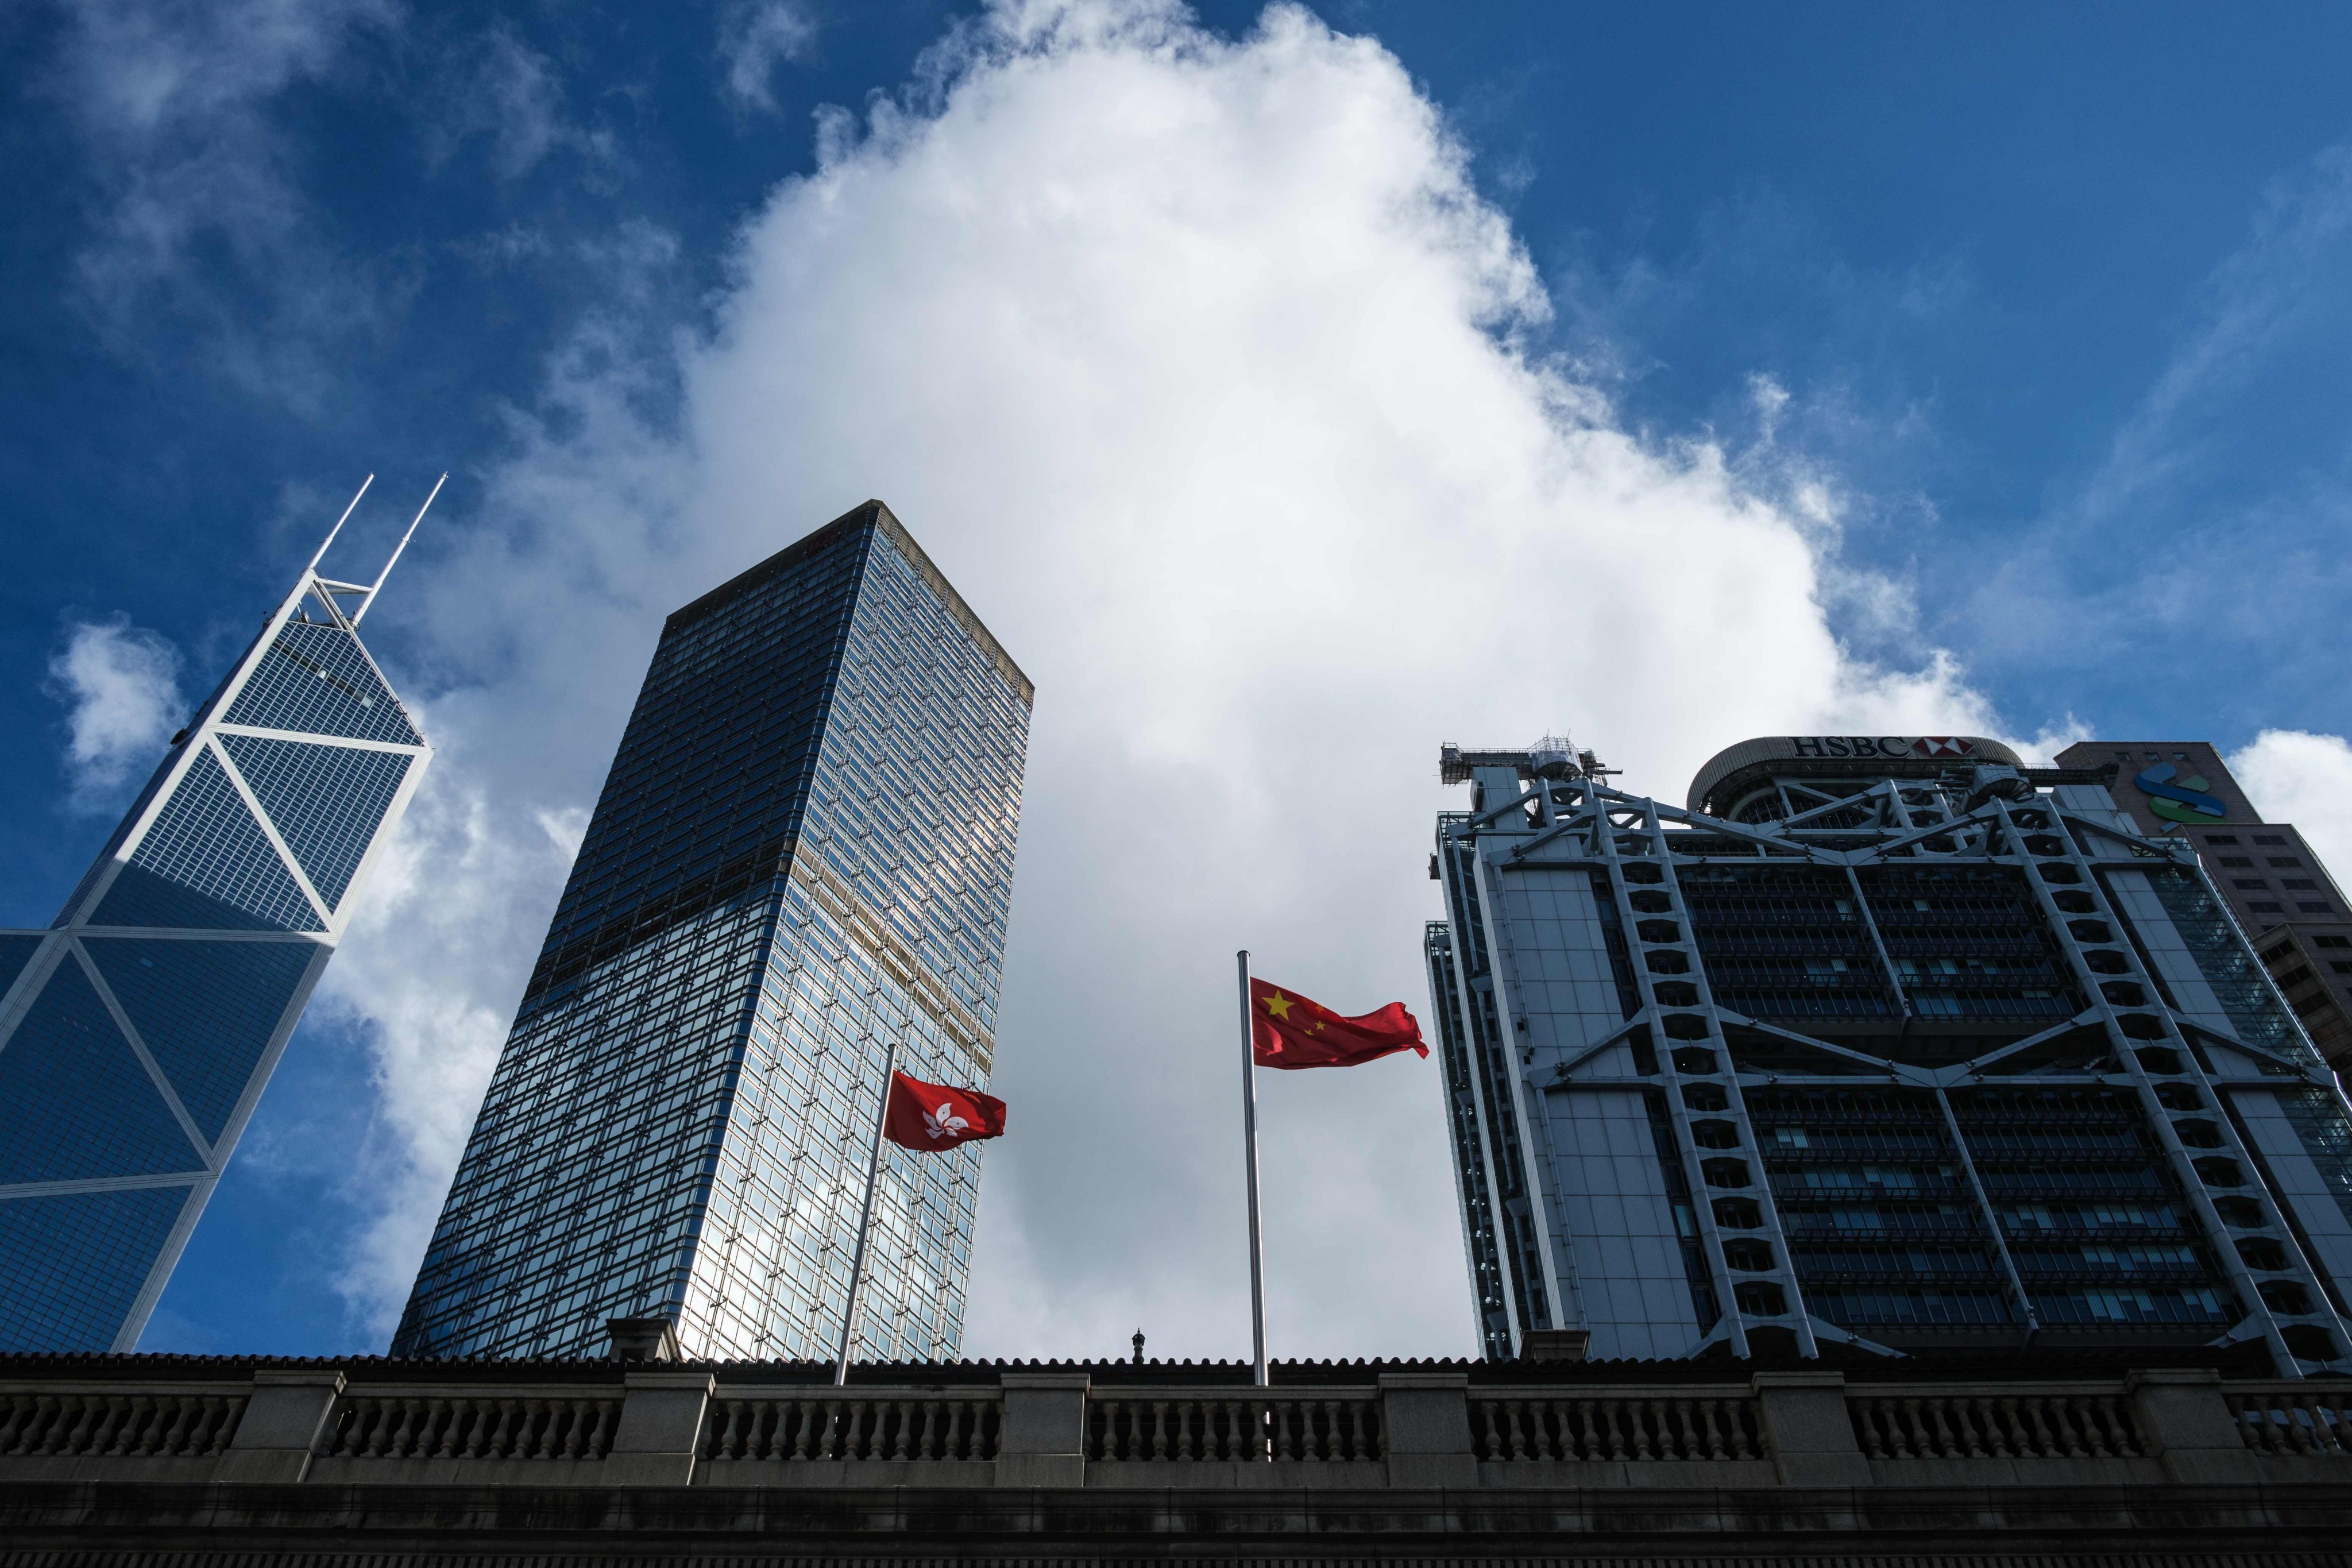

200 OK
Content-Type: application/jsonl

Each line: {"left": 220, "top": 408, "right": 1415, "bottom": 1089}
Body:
{"left": 218, "top": 734, "right": 410, "bottom": 909}
{"left": 0, "top": 1186, "right": 195, "bottom": 1352}
{"left": 0, "top": 956, "right": 204, "bottom": 1183}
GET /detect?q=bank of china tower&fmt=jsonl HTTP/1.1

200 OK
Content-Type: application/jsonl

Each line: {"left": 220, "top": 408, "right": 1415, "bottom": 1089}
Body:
{"left": 0, "top": 541, "right": 431, "bottom": 1351}
{"left": 1428, "top": 735, "right": 2352, "bottom": 1375}
{"left": 396, "top": 502, "right": 1029, "bottom": 1362}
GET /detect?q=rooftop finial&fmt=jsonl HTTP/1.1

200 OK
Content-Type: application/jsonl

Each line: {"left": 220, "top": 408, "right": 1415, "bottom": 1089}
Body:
{"left": 306, "top": 474, "right": 374, "bottom": 573}
{"left": 351, "top": 472, "right": 446, "bottom": 627}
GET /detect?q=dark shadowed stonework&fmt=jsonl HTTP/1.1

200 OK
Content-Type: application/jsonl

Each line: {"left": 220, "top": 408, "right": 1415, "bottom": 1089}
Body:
{"left": 0, "top": 1349, "right": 2346, "bottom": 1565}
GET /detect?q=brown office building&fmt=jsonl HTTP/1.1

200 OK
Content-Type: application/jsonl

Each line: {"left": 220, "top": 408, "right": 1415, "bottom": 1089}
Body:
{"left": 2055, "top": 739, "right": 2352, "bottom": 1072}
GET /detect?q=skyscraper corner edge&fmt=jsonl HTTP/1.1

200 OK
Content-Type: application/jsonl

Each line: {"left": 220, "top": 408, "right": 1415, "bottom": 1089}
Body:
{"left": 665, "top": 500, "right": 1034, "bottom": 708}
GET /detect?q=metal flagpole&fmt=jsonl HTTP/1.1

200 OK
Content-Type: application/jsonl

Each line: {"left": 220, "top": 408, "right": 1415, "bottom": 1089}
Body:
{"left": 834, "top": 1036, "right": 903, "bottom": 1387}
{"left": 1235, "top": 950, "right": 1268, "bottom": 1387}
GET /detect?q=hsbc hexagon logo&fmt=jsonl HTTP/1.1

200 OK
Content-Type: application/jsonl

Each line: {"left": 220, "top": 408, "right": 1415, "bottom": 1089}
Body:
{"left": 1911, "top": 737, "right": 1976, "bottom": 758}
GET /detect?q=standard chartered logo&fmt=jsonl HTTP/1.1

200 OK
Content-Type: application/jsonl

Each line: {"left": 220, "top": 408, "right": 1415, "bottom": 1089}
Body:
{"left": 2135, "top": 763, "right": 2227, "bottom": 825}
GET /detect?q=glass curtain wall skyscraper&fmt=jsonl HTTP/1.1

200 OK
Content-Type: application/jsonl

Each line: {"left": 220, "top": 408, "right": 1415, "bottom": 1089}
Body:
{"left": 0, "top": 489, "right": 434, "bottom": 1351}
{"left": 394, "top": 500, "right": 1030, "bottom": 1362}
{"left": 1428, "top": 734, "right": 2352, "bottom": 1376}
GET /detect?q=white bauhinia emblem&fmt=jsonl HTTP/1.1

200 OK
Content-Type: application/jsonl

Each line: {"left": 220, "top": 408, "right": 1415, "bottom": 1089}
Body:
{"left": 924, "top": 1101, "right": 970, "bottom": 1140}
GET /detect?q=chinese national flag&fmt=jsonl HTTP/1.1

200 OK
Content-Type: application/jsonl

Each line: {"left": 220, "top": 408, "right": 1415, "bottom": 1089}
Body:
{"left": 1250, "top": 978, "right": 1429, "bottom": 1069}
{"left": 883, "top": 1071, "right": 1007, "bottom": 1150}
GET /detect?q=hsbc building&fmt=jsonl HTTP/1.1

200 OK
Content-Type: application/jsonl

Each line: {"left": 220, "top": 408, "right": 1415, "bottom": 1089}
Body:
{"left": 1425, "top": 732, "right": 2352, "bottom": 1375}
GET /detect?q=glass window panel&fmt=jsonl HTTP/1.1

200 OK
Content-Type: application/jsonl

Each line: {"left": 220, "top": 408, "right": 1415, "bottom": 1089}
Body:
{"left": 0, "top": 933, "right": 45, "bottom": 999}
{"left": 0, "top": 957, "right": 205, "bottom": 1182}
{"left": 218, "top": 735, "right": 410, "bottom": 910}
{"left": 84, "top": 937, "right": 318, "bottom": 1142}
{"left": 92, "top": 750, "right": 322, "bottom": 933}
{"left": 0, "top": 1186, "right": 195, "bottom": 1352}
{"left": 221, "top": 620, "right": 423, "bottom": 746}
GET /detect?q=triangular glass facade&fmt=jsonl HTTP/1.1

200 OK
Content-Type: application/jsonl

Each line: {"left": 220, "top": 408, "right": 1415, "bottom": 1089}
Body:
{"left": 222, "top": 621, "right": 423, "bottom": 746}
{"left": 92, "top": 750, "right": 323, "bottom": 933}
{"left": 218, "top": 734, "right": 411, "bottom": 910}
{"left": 85, "top": 938, "right": 318, "bottom": 1144}
{"left": 0, "top": 958, "right": 203, "bottom": 1184}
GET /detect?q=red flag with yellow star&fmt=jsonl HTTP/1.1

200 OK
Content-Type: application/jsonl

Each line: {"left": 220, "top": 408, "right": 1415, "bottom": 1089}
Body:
{"left": 1249, "top": 977, "right": 1429, "bottom": 1069}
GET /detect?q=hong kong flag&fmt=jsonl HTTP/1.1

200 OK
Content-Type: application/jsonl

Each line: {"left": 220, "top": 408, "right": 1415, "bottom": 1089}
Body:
{"left": 883, "top": 1071, "right": 1007, "bottom": 1150}
{"left": 1250, "top": 978, "right": 1429, "bottom": 1069}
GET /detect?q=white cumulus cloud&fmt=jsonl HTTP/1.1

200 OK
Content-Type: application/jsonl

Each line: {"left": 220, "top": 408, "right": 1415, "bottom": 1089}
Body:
{"left": 2231, "top": 729, "right": 2352, "bottom": 882}
{"left": 324, "top": 0, "right": 2017, "bottom": 1358}
{"left": 46, "top": 618, "right": 186, "bottom": 814}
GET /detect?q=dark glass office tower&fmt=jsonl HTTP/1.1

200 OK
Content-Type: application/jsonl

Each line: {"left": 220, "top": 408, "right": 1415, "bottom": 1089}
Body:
{"left": 395, "top": 501, "right": 1030, "bottom": 1362}
{"left": 1430, "top": 734, "right": 2352, "bottom": 1377}
{"left": 0, "top": 527, "right": 431, "bottom": 1351}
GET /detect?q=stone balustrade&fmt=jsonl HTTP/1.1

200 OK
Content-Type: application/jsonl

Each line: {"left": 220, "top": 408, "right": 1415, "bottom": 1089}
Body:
{"left": 4, "top": 1356, "right": 2349, "bottom": 1562}
{"left": 0, "top": 1355, "right": 2341, "bottom": 1492}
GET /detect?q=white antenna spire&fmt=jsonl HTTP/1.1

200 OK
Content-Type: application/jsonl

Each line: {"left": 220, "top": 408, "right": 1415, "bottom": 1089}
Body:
{"left": 307, "top": 474, "right": 374, "bottom": 573}
{"left": 352, "top": 472, "right": 446, "bottom": 627}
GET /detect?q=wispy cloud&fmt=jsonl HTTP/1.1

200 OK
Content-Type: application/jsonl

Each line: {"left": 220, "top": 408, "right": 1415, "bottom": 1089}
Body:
{"left": 2081, "top": 147, "right": 2352, "bottom": 530}
{"left": 425, "top": 24, "right": 613, "bottom": 181}
{"left": 1962, "top": 145, "right": 2352, "bottom": 686}
{"left": 45, "top": 617, "right": 184, "bottom": 814}
{"left": 44, "top": 0, "right": 405, "bottom": 402}
{"left": 716, "top": 0, "right": 818, "bottom": 113}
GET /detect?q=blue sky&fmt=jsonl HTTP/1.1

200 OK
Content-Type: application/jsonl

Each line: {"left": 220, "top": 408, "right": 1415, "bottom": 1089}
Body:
{"left": 6, "top": 1, "right": 2352, "bottom": 1359}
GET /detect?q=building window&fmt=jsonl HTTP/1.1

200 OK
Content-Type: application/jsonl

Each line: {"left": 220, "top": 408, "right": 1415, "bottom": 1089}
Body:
{"left": 2317, "top": 935, "right": 2352, "bottom": 949}
{"left": 2263, "top": 941, "right": 2299, "bottom": 964}
{"left": 2207, "top": 835, "right": 2241, "bottom": 845}
{"left": 2301, "top": 902, "right": 2336, "bottom": 915}
{"left": 2331, "top": 962, "right": 2352, "bottom": 976}
{"left": 2276, "top": 965, "right": 2315, "bottom": 988}
{"left": 2256, "top": 834, "right": 2288, "bottom": 846}
{"left": 2270, "top": 857, "right": 2305, "bottom": 869}
{"left": 2284, "top": 879, "right": 2318, "bottom": 890}
{"left": 2235, "top": 878, "right": 2270, "bottom": 890}
{"left": 2252, "top": 902, "right": 2285, "bottom": 913}
{"left": 2219, "top": 856, "right": 2254, "bottom": 867}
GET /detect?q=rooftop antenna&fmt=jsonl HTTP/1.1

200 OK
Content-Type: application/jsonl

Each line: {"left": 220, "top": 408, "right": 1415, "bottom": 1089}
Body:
{"left": 306, "top": 474, "right": 374, "bottom": 573}
{"left": 352, "top": 472, "right": 446, "bottom": 628}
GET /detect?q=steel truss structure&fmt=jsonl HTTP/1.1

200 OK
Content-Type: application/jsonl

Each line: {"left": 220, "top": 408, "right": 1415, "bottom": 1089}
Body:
{"left": 1428, "top": 743, "right": 2352, "bottom": 1377}
{"left": 0, "top": 478, "right": 435, "bottom": 1350}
